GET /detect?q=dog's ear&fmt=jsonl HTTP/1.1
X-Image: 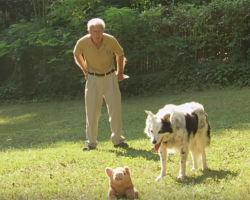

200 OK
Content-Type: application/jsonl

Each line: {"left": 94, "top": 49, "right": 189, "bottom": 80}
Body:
{"left": 145, "top": 110, "right": 154, "bottom": 117}
{"left": 124, "top": 166, "right": 130, "bottom": 176}
{"left": 105, "top": 167, "right": 113, "bottom": 177}
{"left": 162, "top": 113, "right": 171, "bottom": 122}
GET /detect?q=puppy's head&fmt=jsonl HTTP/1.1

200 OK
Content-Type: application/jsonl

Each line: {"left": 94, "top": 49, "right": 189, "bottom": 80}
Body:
{"left": 144, "top": 110, "right": 171, "bottom": 151}
{"left": 144, "top": 111, "right": 163, "bottom": 143}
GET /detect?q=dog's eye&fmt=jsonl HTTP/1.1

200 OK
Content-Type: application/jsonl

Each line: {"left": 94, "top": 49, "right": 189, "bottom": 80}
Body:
{"left": 150, "top": 130, "right": 153, "bottom": 133}
{"left": 124, "top": 173, "right": 126, "bottom": 175}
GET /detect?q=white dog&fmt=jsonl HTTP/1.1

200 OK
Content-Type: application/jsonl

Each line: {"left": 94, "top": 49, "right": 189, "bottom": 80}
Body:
{"left": 144, "top": 102, "right": 210, "bottom": 181}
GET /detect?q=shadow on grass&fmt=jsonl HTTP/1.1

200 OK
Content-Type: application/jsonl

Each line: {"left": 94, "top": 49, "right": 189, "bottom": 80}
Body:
{"left": 107, "top": 147, "right": 239, "bottom": 187}
{"left": 0, "top": 130, "right": 85, "bottom": 151}
{"left": 108, "top": 147, "right": 159, "bottom": 161}
{"left": 176, "top": 169, "right": 238, "bottom": 185}
{"left": 0, "top": 112, "right": 146, "bottom": 151}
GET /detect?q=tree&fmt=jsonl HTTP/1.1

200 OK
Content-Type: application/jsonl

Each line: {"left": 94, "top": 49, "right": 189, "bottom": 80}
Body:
{"left": 31, "top": 0, "right": 48, "bottom": 29}
{"left": 0, "top": 0, "right": 34, "bottom": 27}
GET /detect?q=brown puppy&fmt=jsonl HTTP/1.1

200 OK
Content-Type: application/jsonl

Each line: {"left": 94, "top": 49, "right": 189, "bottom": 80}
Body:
{"left": 105, "top": 166, "right": 138, "bottom": 200}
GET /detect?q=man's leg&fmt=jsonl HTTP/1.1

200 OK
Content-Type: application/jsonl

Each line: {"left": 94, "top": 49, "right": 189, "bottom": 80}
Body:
{"left": 104, "top": 73, "right": 126, "bottom": 146}
{"left": 85, "top": 75, "right": 104, "bottom": 148}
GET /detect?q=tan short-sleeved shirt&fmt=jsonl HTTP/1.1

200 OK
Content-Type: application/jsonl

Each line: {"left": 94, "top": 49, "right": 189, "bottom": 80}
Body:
{"left": 73, "top": 33, "right": 123, "bottom": 74}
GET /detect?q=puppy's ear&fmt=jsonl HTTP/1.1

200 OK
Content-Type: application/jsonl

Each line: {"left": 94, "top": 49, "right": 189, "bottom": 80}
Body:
{"left": 124, "top": 166, "right": 130, "bottom": 176}
{"left": 105, "top": 167, "right": 113, "bottom": 177}
{"left": 145, "top": 110, "right": 154, "bottom": 117}
{"left": 162, "top": 113, "right": 171, "bottom": 122}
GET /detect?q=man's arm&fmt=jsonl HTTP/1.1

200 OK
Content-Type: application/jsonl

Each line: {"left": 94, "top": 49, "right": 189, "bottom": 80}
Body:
{"left": 74, "top": 55, "right": 87, "bottom": 75}
{"left": 116, "top": 54, "right": 124, "bottom": 82}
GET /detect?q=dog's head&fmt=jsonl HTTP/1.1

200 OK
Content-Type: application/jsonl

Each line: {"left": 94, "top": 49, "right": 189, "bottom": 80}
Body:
{"left": 144, "top": 110, "right": 172, "bottom": 151}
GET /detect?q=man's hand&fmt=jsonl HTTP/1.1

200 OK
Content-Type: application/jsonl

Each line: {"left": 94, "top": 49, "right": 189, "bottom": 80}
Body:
{"left": 116, "top": 72, "right": 124, "bottom": 82}
{"left": 84, "top": 72, "right": 88, "bottom": 80}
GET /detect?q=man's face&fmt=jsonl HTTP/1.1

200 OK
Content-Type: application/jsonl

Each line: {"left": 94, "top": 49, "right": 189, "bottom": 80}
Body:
{"left": 88, "top": 25, "right": 104, "bottom": 44}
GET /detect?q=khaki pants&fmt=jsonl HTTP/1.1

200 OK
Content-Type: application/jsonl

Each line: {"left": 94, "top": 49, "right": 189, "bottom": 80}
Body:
{"left": 85, "top": 72, "right": 125, "bottom": 147}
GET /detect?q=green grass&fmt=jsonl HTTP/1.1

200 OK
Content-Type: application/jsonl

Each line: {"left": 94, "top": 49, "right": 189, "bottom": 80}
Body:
{"left": 1, "top": 88, "right": 250, "bottom": 199}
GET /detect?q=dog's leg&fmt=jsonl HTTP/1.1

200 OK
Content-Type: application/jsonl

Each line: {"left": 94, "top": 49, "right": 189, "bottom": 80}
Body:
{"left": 201, "top": 149, "right": 208, "bottom": 171}
{"left": 178, "top": 146, "right": 188, "bottom": 179}
{"left": 155, "top": 145, "right": 167, "bottom": 181}
{"left": 190, "top": 143, "right": 199, "bottom": 171}
{"left": 190, "top": 150, "right": 198, "bottom": 171}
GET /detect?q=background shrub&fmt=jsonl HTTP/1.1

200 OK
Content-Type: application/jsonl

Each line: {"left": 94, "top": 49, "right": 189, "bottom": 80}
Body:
{"left": 0, "top": 0, "right": 250, "bottom": 100}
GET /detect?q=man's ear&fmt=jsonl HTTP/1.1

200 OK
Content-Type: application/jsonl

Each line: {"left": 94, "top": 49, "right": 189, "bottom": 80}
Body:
{"left": 105, "top": 167, "right": 113, "bottom": 177}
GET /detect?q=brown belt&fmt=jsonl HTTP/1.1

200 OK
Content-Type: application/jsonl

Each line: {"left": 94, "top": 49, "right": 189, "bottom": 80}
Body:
{"left": 88, "top": 69, "right": 115, "bottom": 77}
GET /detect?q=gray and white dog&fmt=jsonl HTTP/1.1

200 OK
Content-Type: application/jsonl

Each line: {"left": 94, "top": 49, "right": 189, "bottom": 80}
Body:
{"left": 144, "top": 102, "right": 211, "bottom": 181}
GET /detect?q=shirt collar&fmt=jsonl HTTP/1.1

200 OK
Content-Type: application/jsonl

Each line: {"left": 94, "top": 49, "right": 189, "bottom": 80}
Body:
{"left": 87, "top": 34, "right": 107, "bottom": 47}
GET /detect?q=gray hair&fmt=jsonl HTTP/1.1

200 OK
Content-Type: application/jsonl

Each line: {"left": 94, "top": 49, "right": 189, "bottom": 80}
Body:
{"left": 87, "top": 18, "right": 105, "bottom": 31}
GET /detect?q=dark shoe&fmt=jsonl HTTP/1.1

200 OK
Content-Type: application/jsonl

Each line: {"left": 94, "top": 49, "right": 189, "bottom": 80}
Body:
{"left": 83, "top": 145, "right": 96, "bottom": 151}
{"left": 114, "top": 142, "right": 128, "bottom": 148}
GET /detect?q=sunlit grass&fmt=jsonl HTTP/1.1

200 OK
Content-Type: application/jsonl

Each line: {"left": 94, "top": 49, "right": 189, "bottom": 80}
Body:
{"left": 0, "top": 88, "right": 250, "bottom": 199}
{"left": 0, "top": 113, "right": 37, "bottom": 125}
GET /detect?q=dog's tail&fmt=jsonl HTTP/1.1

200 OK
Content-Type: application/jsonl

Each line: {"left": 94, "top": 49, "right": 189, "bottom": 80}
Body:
{"left": 206, "top": 115, "right": 211, "bottom": 147}
{"left": 191, "top": 102, "right": 211, "bottom": 147}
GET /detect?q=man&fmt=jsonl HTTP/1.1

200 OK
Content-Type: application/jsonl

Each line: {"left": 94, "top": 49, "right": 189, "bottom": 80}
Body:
{"left": 73, "top": 18, "right": 128, "bottom": 150}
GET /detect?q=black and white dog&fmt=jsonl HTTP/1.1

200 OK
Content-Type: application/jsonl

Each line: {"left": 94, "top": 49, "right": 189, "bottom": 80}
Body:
{"left": 144, "top": 102, "right": 210, "bottom": 181}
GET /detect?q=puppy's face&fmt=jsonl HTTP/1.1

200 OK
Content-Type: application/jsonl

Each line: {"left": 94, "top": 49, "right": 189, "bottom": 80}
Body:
{"left": 144, "top": 111, "right": 163, "bottom": 145}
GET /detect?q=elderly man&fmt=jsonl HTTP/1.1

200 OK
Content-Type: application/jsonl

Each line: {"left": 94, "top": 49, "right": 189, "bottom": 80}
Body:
{"left": 73, "top": 18, "right": 128, "bottom": 150}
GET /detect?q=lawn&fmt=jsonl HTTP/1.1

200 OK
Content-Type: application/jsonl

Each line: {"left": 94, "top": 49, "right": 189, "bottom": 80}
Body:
{"left": 0, "top": 88, "right": 250, "bottom": 199}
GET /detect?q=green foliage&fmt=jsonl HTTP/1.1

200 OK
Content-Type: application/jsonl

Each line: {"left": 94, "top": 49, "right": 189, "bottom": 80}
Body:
{"left": 0, "top": 0, "right": 101, "bottom": 100}
{"left": 117, "top": 0, "right": 250, "bottom": 96}
{"left": 0, "top": 0, "right": 250, "bottom": 100}
{"left": 0, "top": 0, "right": 34, "bottom": 27}
{"left": 103, "top": 6, "right": 168, "bottom": 74}
{"left": 119, "top": 59, "right": 250, "bottom": 96}
{"left": 100, "top": 0, "right": 165, "bottom": 11}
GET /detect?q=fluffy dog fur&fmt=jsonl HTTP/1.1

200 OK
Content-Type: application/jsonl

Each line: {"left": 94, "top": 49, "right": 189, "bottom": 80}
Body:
{"left": 144, "top": 102, "right": 210, "bottom": 181}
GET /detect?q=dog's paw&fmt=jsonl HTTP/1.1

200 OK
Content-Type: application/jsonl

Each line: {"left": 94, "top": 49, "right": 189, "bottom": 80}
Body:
{"left": 191, "top": 167, "right": 197, "bottom": 171}
{"left": 177, "top": 174, "right": 184, "bottom": 179}
{"left": 155, "top": 175, "right": 164, "bottom": 181}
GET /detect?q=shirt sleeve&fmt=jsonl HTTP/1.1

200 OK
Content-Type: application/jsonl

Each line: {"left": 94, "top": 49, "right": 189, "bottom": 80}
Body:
{"left": 73, "top": 39, "right": 84, "bottom": 57}
{"left": 113, "top": 37, "right": 123, "bottom": 56}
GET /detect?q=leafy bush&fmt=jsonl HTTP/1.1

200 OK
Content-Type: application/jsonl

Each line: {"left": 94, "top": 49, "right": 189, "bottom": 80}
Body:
{"left": 0, "top": 0, "right": 250, "bottom": 100}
